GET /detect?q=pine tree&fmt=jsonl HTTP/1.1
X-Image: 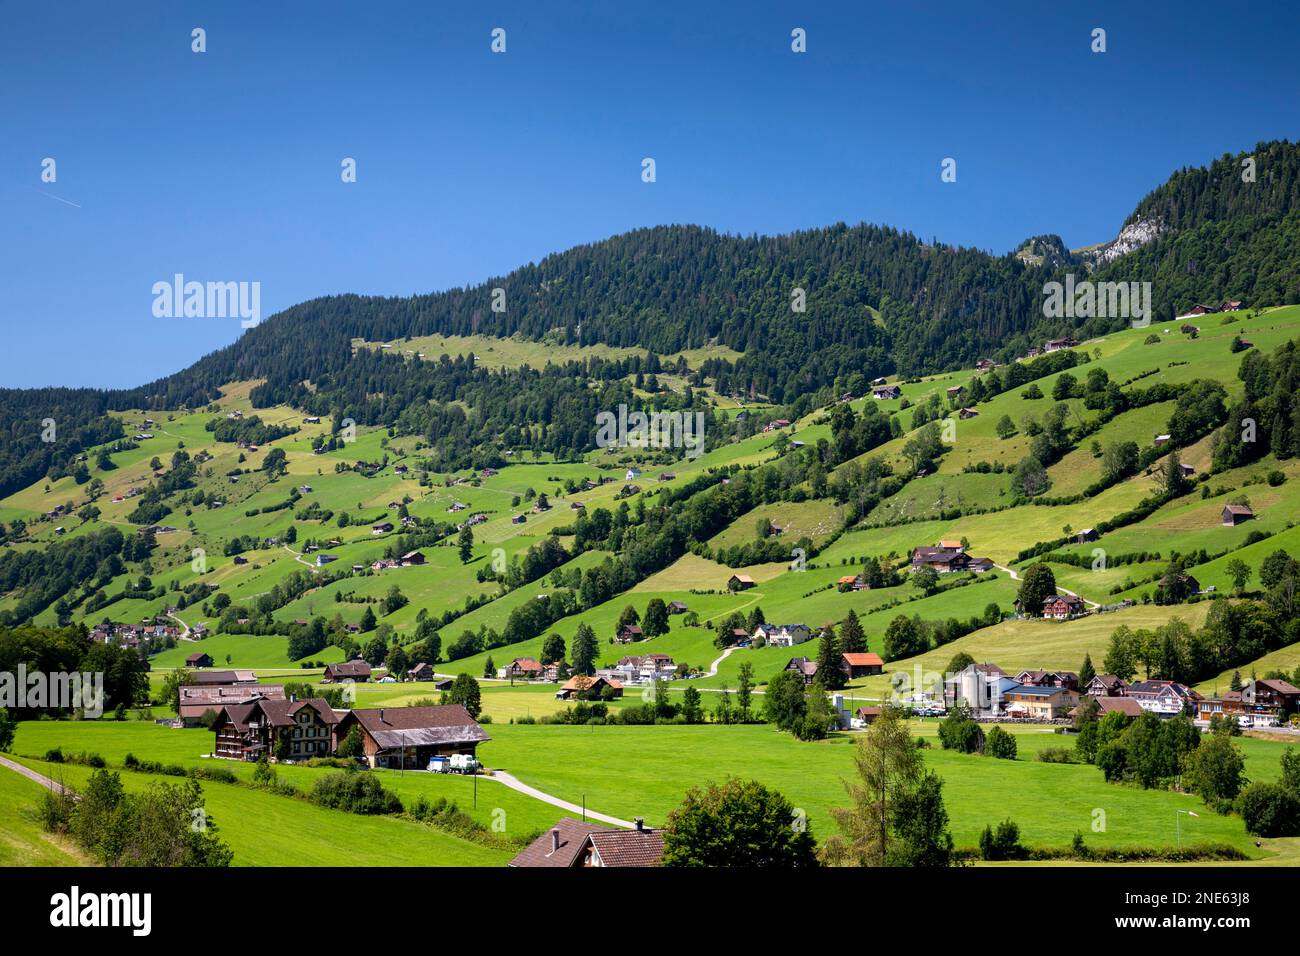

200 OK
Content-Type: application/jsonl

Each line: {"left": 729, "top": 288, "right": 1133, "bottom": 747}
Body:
{"left": 1079, "top": 653, "right": 1096, "bottom": 687}
{"left": 816, "top": 625, "right": 846, "bottom": 690}
{"left": 571, "top": 622, "right": 598, "bottom": 676}
{"left": 840, "top": 610, "right": 867, "bottom": 654}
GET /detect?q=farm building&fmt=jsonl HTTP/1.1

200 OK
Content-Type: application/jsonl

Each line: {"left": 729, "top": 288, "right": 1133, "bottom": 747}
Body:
{"left": 785, "top": 656, "right": 819, "bottom": 685}
{"left": 322, "top": 660, "right": 372, "bottom": 683}
{"left": 1222, "top": 504, "right": 1254, "bottom": 526}
{"left": 185, "top": 652, "right": 214, "bottom": 669}
{"left": 841, "top": 652, "right": 884, "bottom": 678}
{"left": 727, "top": 574, "right": 756, "bottom": 592}
{"left": 335, "top": 705, "right": 490, "bottom": 770}
{"left": 871, "top": 384, "right": 902, "bottom": 399}
{"left": 555, "top": 675, "right": 623, "bottom": 701}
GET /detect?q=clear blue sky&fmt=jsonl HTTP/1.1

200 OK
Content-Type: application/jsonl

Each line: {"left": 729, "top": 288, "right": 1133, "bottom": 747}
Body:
{"left": 2, "top": 0, "right": 1297, "bottom": 389}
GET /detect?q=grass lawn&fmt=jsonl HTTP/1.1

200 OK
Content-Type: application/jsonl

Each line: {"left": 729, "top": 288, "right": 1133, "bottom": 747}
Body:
{"left": 0, "top": 768, "right": 87, "bottom": 866}
{"left": 477, "top": 722, "right": 1289, "bottom": 858}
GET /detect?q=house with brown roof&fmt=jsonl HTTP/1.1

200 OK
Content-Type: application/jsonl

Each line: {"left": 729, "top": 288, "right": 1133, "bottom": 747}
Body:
{"left": 335, "top": 705, "right": 490, "bottom": 769}
{"left": 505, "top": 657, "right": 544, "bottom": 680}
{"left": 1242, "top": 679, "right": 1300, "bottom": 715}
{"left": 727, "top": 574, "right": 756, "bottom": 591}
{"left": 322, "top": 660, "right": 372, "bottom": 683}
{"left": 212, "top": 697, "right": 339, "bottom": 761}
{"left": 785, "top": 656, "right": 819, "bottom": 685}
{"left": 1041, "top": 595, "right": 1086, "bottom": 620}
{"left": 578, "top": 822, "right": 664, "bottom": 867}
{"left": 1222, "top": 504, "right": 1254, "bottom": 526}
{"left": 185, "top": 652, "right": 214, "bottom": 668}
{"left": 406, "top": 662, "right": 436, "bottom": 682}
{"left": 510, "top": 817, "right": 617, "bottom": 867}
{"left": 178, "top": 684, "right": 286, "bottom": 727}
{"left": 190, "top": 669, "right": 257, "bottom": 686}
{"left": 615, "top": 623, "right": 644, "bottom": 644}
{"left": 509, "top": 817, "right": 663, "bottom": 868}
{"left": 1086, "top": 674, "right": 1128, "bottom": 697}
{"left": 1070, "top": 696, "right": 1143, "bottom": 720}
{"left": 871, "top": 383, "right": 902, "bottom": 400}
{"left": 555, "top": 675, "right": 623, "bottom": 701}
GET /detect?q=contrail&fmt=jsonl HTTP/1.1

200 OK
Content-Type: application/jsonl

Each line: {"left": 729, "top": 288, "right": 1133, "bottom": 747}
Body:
{"left": 30, "top": 186, "right": 82, "bottom": 208}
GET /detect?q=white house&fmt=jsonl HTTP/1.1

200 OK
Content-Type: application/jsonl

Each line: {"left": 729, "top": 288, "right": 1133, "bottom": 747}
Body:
{"left": 753, "top": 623, "right": 812, "bottom": 648}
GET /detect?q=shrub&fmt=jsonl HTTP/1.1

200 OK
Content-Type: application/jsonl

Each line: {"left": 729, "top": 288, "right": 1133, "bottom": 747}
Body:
{"left": 984, "top": 726, "right": 1017, "bottom": 760}
{"left": 978, "top": 818, "right": 1025, "bottom": 861}
{"left": 1037, "top": 747, "right": 1077, "bottom": 764}
{"left": 1236, "top": 783, "right": 1300, "bottom": 837}
{"left": 310, "top": 770, "right": 403, "bottom": 815}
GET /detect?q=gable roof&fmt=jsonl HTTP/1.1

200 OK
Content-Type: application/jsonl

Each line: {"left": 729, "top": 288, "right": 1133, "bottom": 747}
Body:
{"left": 325, "top": 660, "right": 372, "bottom": 678}
{"left": 216, "top": 697, "right": 337, "bottom": 731}
{"left": 584, "top": 828, "right": 665, "bottom": 867}
{"left": 841, "top": 652, "right": 884, "bottom": 667}
{"left": 509, "top": 817, "right": 616, "bottom": 867}
{"left": 343, "top": 705, "right": 489, "bottom": 750}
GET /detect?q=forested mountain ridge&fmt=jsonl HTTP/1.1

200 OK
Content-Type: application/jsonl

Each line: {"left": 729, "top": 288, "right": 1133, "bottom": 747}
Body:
{"left": 4, "top": 141, "right": 1298, "bottom": 498}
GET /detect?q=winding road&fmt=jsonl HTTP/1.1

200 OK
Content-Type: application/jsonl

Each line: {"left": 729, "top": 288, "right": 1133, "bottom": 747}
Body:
{"left": 993, "top": 563, "right": 1100, "bottom": 609}
{"left": 485, "top": 770, "right": 634, "bottom": 828}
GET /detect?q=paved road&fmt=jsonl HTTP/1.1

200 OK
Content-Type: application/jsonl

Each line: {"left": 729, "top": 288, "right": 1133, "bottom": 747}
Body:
{"left": 0, "top": 754, "right": 74, "bottom": 795}
{"left": 485, "top": 770, "right": 635, "bottom": 828}
{"left": 702, "top": 645, "right": 737, "bottom": 678}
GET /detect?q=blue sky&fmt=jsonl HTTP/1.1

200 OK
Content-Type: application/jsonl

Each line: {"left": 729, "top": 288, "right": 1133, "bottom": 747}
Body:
{"left": 2, "top": 0, "right": 1298, "bottom": 389}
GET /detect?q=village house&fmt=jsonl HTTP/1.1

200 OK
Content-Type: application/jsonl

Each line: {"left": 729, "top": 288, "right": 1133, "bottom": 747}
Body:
{"left": 1070, "top": 696, "right": 1142, "bottom": 720}
{"left": 785, "top": 657, "right": 819, "bottom": 685}
{"left": 1126, "top": 679, "right": 1201, "bottom": 716}
{"left": 1086, "top": 674, "right": 1128, "bottom": 697}
{"left": 728, "top": 574, "right": 756, "bottom": 592}
{"left": 510, "top": 817, "right": 664, "bottom": 868}
{"left": 871, "top": 383, "right": 902, "bottom": 400}
{"left": 975, "top": 358, "right": 996, "bottom": 372}
{"left": 1176, "top": 304, "right": 1219, "bottom": 319}
{"left": 945, "top": 385, "right": 964, "bottom": 400}
{"left": 191, "top": 670, "right": 258, "bottom": 686}
{"left": 1222, "top": 504, "right": 1254, "bottom": 526}
{"left": 505, "top": 657, "right": 544, "bottom": 680}
{"left": 322, "top": 660, "right": 372, "bottom": 684}
{"left": 754, "top": 623, "right": 813, "bottom": 648}
{"left": 555, "top": 675, "right": 623, "bottom": 701}
{"left": 625, "top": 467, "right": 642, "bottom": 480}
{"left": 1014, "top": 669, "right": 1079, "bottom": 691}
{"left": 910, "top": 542, "right": 994, "bottom": 574}
{"left": 838, "top": 574, "right": 867, "bottom": 591}
{"left": 958, "top": 407, "right": 979, "bottom": 419}
{"left": 1241, "top": 678, "right": 1300, "bottom": 715}
{"left": 399, "top": 550, "right": 425, "bottom": 567}
{"left": 615, "top": 623, "right": 644, "bottom": 644}
{"left": 335, "top": 705, "right": 490, "bottom": 770}
{"left": 1003, "top": 685, "right": 1079, "bottom": 719}
{"left": 406, "top": 662, "right": 435, "bottom": 682}
{"left": 212, "top": 697, "right": 340, "bottom": 761}
{"left": 1041, "top": 594, "right": 1086, "bottom": 620}
{"left": 1044, "top": 336, "right": 1079, "bottom": 352}
{"left": 186, "top": 652, "right": 214, "bottom": 669}
{"left": 179, "top": 685, "right": 286, "bottom": 727}
{"left": 667, "top": 601, "right": 688, "bottom": 615}
{"left": 1196, "top": 692, "right": 1247, "bottom": 724}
